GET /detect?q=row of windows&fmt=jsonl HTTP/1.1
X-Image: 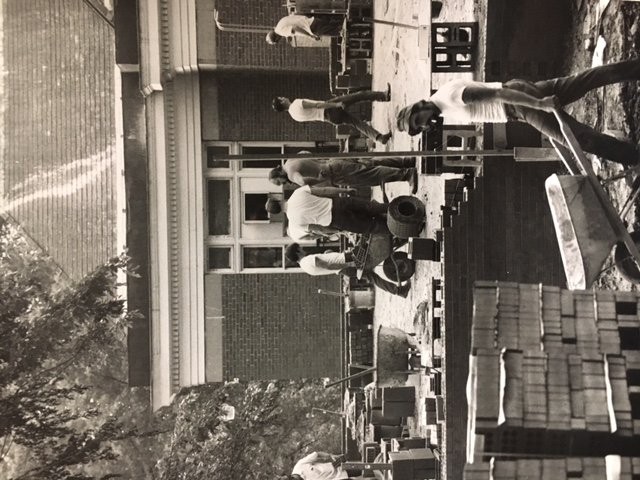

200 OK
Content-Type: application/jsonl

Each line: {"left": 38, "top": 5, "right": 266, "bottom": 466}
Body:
{"left": 204, "top": 142, "right": 319, "bottom": 273}
{"left": 208, "top": 246, "right": 296, "bottom": 271}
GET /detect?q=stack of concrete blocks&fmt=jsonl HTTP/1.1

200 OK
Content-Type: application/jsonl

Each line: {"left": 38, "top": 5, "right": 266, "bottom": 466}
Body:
{"left": 366, "top": 387, "right": 414, "bottom": 442}
{"left": 388, "top": 447, "right": 436, "bottom": 480}
{"left": 383, "top": 386, "right": 417, "bottom": 418}
{"left": 465, "top": 282, "right": 640, "bottom": 478}
{"left": 424, "top": 396, "right": 445, "bottom": 426}
{"left": 464, "top": 457, "right": 640, "bottom": 479}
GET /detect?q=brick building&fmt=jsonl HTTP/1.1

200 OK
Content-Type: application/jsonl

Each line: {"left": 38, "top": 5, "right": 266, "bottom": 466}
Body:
{"left": 1, "top": 0, "right": 119, "bottom": 281}
{"left": 116, "top": 0, "right": 343, "bottom": 409}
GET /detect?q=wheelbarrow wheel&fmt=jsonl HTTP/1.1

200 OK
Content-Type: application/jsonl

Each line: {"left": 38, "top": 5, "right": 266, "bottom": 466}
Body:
{"left": 382, "top": 252, "right": 415, "bottom": 282}
{"left": 614, "top": 230, "right": 640, "bottom": 283}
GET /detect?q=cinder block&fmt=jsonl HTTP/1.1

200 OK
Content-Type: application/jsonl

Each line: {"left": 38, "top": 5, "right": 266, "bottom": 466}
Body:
{"left": 382, "top": 386, "right": 415, "bottom": 402}
{"left": 383, "top": 401, "right": 415, "bottom": 418}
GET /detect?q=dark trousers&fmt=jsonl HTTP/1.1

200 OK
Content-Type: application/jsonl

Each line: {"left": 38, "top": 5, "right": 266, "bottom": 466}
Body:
{"left": 506, "top": 59, "right": 640, "bottom": 166}
{"left": 326, "top": 159, "right": 411, "bottom": 187}
{"left": 310, "top": 15, "right": 344, "bottom": 36}
{"left": 340, "top": 266, "right": 403, "bottom": 297}
{"left": 324, "top": 90, "right": 389, "bottom": 142}
{"left": 330, "top": 197, "right": 390, "bottom": 235}
{"left": 358, "top": 157, "right": 415, "bottom": 168}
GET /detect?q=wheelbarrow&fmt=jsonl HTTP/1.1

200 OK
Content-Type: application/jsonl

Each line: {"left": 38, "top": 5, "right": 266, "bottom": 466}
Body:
{"left": 352, "top": 196, "right": 426, "bottom": 283}
{"left": 324, "top": 326, "right": 420, "bottom": 389}
{"left": 545, "top": 109, "right": 640, "bottom": 289}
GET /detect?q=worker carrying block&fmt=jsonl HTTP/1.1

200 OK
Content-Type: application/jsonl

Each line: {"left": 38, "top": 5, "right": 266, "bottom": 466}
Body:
{"left": 396, "top": 58, "right": 640, "bottom": 169}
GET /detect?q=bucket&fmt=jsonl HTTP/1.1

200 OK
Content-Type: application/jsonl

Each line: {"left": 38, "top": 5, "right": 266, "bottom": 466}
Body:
{"left": 387, "top": 196, "right": 426, "bottom": 239}
{"left": 348, "top": 288, "right": 375, "bottom": 310}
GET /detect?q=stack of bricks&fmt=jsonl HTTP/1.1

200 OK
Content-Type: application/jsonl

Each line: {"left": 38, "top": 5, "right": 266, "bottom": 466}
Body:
{"left": 471, "top": 282, "right": 640, "bottom": 356}
{"left": 349, "top": 328, "right": 373, "bottom": 365}
{"left": 348, "top": 309, "right": 373, "bottom": 366}
{"left": 465, "top": 281, "right": 640, "bottom": 476}
{"left": 464, "top": 456, "right": 640, "bottom": 479}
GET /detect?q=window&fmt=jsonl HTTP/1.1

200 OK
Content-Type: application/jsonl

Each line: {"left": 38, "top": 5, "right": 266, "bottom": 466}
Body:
{"left": 207, "top": 180, "right": 231, "bottom": 236}
{"left": 242, "top": 247, "right": 283, "bottom": 268}
{"left": 244, "top": 193, "right": 269, "bottom": 222}
{"left": 206, "top": 145, "right": 230, "bottom": 169}
{"left": 208, "top": 247, "right": 231, "bottom": 270}
{"left": 240, "top": 146, "right": 282, "bottom": 169}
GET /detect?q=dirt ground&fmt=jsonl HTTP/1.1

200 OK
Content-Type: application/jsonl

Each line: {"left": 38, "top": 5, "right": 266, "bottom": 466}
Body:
{"left": 365, "top": 0, "right": 640, "bottom": 467}
{"left": 561, "top": 0, "right": 640, "bottom": 290}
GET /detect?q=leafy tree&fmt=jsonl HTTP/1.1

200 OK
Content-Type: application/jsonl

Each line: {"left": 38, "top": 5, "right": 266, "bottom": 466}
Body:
{"left": 156, "top": 380, "right": 342, "bottom": 480}
{"left": 0, "top": 223, "right": 164, "bottom": 479}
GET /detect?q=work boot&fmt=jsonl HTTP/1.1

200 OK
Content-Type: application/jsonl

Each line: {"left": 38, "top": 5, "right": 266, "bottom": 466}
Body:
{"left": 376, "top": 132, "right": 392, "bottom": 145}
{"left": 401, "top": 157, "right": 417, "bottom": 168}
{"left": 406, "top": 168, "right": 419, "bottom": 194}
{"left": 395, "top": 281, "right": 411, "bottom": 298}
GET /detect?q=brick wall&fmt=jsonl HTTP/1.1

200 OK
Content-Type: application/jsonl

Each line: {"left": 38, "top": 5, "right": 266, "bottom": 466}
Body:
{"left": 221, "top": 273, "right": 342, "bottom": 380}
{"left": 210, "top": 0, "right": 328, "bottom": 71}
{"left": 443, "top": 157, "right": 565, "bottom": 480}
{"left": 485, "top": 0, "right": 571, "bottom": 81}
{"left": 202, "top": 70, "right": 334, "bottom": 142}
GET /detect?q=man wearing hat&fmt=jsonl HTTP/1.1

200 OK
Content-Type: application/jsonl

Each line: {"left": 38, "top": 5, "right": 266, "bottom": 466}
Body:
{"left": 273, "top": 86, "right": 393, "bottom": 145}
{"left": 268, "top": 155, "right": 417, "bottom": 192}
{"left": 396, "top": 58, "right": 640, "bottom": 167}
{"left": 284, "top": 243, "right": 411, "bottom": 298}
{"left": 266, "top": 14, "right": 344, "bottom": 45}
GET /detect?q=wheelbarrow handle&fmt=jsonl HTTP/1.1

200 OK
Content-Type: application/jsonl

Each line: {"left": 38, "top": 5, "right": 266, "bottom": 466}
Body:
{"left": 552, "top": 108, "right": 640, "bottom": 268}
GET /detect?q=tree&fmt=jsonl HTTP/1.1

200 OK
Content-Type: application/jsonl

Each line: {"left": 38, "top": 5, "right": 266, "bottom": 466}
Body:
{"left": 156, "top": 380, "right": 342, "bottom": 480}
{"left": 0, "top": 223, "right": 158, "bottom": 479}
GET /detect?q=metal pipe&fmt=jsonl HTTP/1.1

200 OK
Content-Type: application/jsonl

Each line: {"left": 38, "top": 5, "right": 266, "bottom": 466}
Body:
{"left": 213, "top": 149, "right": 514, "bottom": 162}
{"left": 214, "top": 9, "right": 272, "bottom": 33}
{"left": 324, "top": 367, "right": 376, "bottom": 388}
{"left": 318, "top": 289, "right": 346, "bottom": 298}
{"left": 361, "top": 17, "right": 425, "bottom": 30}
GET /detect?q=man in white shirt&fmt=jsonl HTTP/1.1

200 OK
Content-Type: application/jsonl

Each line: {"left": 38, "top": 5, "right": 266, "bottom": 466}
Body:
{"left": 285, "top": 243, "right": 411, "bottom": 297}
{"left": 269, "top": 156, "right": 417, "bottom": 192}
{"left": 266, "top": 14, "right": 344, "bottom": 45}
{"left": 280, "top": 451, "right": 354, "bottom": 480}
{"left": 265, "top": 185, "right": 390, "bottom": 236}
{"left": 396, "top": 58, "right": 640, "bottom": 167}
{"left": 272, "top": 86, "right": 392, "bottom": 145}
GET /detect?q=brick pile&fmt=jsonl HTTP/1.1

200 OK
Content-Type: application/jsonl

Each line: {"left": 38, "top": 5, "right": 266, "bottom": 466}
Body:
{"left": 465, "top": 282, "right": 640, "bottom": 478}
{"left": 464, "top": 456, "right": 640, "bottom": 480}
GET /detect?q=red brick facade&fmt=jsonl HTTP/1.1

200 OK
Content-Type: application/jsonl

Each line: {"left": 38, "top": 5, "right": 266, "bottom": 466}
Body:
{"left": 221, "top": 273, "right": 342, "bottom": 380}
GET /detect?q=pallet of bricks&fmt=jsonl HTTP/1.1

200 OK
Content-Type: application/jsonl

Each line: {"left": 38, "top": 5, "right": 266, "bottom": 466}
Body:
{"left": 465, "top": 282, "right": 640, "bottom": 478}
{"left": 464, "top": 456, "right": 640, "bottom": 479}
{"left": 348, "top": 310, "right": 374, "bottom": 387}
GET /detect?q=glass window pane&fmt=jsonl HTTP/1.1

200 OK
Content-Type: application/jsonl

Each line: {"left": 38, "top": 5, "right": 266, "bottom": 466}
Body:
{"left": 208, "top": 247, "right": 231, "bottom": 270}
{"left": 244, "top": 193, "right": 269, "bottom": 222}
{"left": 240, "top": 146, "right": 282, "bottom": 169}
{"left": 207, "top": 180, "right": 231, "bottom": 235}
{"left": 242, "top": 247, "right": 283, "bottom": 268}
{"left": 206, "top": 145, "right": 230, "bottom": 168}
